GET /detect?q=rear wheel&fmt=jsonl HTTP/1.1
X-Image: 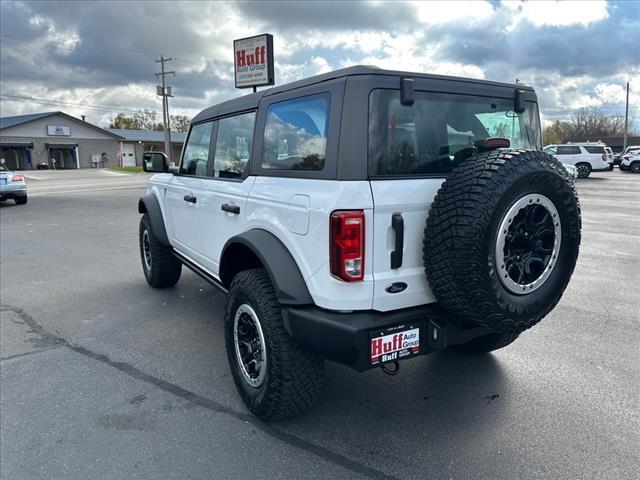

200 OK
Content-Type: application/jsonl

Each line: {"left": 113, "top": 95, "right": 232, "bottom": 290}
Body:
{"left": 139, "top": 214, "right": 181, "bottom": 288}
{"left": 224, "top": 268, "right": 324, "bottom": 421}
{"left": 576, "top": 163, "right": 591, "bottom": 178}
{"left": 15, "top": 196, "right": 27, "bottom": 205}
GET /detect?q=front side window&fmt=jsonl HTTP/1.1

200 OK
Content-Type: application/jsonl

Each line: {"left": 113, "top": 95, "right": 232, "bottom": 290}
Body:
{"left": 181, "top": 121, "right": 213, "bottom": 176}
{"left": 262, "top": 93, "right": 329, "bottom": 171}
{"left": 369, "top": 89, "right": 542, "bottom": 177}
{"left": 212, "top": 112, "right": 256, "bottom": 179}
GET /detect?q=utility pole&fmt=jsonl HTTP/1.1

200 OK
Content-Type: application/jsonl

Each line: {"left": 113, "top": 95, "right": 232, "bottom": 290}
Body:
{"left": 155, "top": 56, "right": 175, "bottom": 165}
{"left": 623, "top": 81, "right": 630, "bottom": 152}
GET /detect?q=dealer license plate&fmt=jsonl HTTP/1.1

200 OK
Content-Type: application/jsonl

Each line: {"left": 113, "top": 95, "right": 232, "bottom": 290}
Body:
{"left": 369, "top": 323, "right": 421, "bottom": 366}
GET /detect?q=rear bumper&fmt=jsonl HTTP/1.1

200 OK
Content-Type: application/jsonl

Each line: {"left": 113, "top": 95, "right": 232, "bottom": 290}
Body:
{"left": 282, "top": 304, "right": 486, "bottom": 371}
{"left": 0, "top": 188, "right": 27, "bottom": 200}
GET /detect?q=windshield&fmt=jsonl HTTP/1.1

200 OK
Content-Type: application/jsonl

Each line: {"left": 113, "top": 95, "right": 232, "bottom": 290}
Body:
{"left": 369, "top": 89, "right": 542, "bottom": 176}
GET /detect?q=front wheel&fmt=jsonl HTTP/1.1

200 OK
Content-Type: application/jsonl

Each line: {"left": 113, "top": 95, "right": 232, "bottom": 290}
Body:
{"left": 631, "top": 162, "right": 640, "bottom": 173}
{"left": 224, "top": 268, "right": 324, "bottom": 421}
{"left": 139, "top": 214, "right": 181, "bottom": 288}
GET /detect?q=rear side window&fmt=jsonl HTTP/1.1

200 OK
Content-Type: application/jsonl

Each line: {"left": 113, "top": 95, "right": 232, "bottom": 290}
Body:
{"left": 369, "top": 89, "right": 541, "bottom": 177}
{"left": 262, "top": 93, "right": 329, "bottom": 171}
{"left": 584, "top": 146, "right": 605, "bottom": 154}
{"left": 556, "top": 146, "right": 581, "bottom": 155}
{"left": 181, "top": 121, "right": 213, "bottom": 176}
{"left": 212, "top": 111, "right": 255, "bottom": 179}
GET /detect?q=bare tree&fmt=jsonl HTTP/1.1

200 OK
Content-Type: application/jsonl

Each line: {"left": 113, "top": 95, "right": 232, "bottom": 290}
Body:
{"left": 170, "top": 114, "right": 191, "bottom": 133}
{"left": 543, "top": 107, "right": 634, "bottom": 145}
{"left": 108, "top": 109, "right": 163, "bottom": 131}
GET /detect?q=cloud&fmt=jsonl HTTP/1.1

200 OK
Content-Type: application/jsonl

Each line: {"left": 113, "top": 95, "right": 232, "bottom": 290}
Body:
{"left": 0, "top": 0, "right": 638, "bottom": 129}
{"left": 414, "top": 0, "right": 494, "bottom": 24}
{"left": 502, "top": 0, "right": 609, "bottom": 28}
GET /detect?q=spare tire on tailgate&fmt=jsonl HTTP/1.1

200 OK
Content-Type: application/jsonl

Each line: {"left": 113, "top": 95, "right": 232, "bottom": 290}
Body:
{"left": 423, "top": 149, "right": 581, "bottom": 334}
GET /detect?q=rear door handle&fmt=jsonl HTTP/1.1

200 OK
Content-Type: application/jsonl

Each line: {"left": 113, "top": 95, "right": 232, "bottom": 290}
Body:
{"left": 391, "top": 213, "right": 404, "bottom": 269}
{"left": 221, "top": 203, "right": 240, "bottom": 214}
{"left": 183, "top": 194, "right": 197, "bottom": 204}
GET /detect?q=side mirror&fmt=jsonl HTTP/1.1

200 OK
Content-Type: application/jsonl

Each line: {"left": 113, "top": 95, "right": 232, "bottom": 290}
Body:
{"left": 514, "top": 89, "right": 526, "bottom": 113}
{"left": 142, "top": 152, "right": 169, "bottom": 173}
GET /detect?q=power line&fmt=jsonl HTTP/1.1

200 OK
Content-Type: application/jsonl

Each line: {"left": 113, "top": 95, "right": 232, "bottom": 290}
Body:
{"left": 0, "top": 93, "right": 145, "bottom": 115}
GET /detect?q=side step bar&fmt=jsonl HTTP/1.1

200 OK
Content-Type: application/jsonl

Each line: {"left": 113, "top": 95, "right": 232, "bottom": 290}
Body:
{"left": 172, "top": 251, "right": 228, "bottom": 294}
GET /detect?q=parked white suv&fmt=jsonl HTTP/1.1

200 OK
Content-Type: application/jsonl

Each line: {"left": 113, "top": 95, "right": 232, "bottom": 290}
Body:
{"left": 544, "top": 142, "right": 612, "bottom": 177}
{"left": 138, "top": 66, "right": 581, "bottom": 420}
{"left": 619, "top": 146, "right": 640, "bottom": 173}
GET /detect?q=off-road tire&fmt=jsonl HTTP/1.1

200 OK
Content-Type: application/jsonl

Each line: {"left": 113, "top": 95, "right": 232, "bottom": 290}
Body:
{"left": 424, "top": 150, "right": 581, "bottom": 335}
{"left": 139, "top": 213, "right": 181, "bottom": 288}
{"left": 453, "top": 331, "right": 520, "bottom": 354}
{"left": 15, "top": 196, "right": 27, "bottom": 205}
{"left": 224, "top": 268, "right": 324, "bottom": 421}
{"left": 576, "top": 163, "right": 591, "bottom": 178}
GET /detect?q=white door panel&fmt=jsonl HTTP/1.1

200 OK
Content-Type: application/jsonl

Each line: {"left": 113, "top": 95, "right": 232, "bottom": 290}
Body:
{"left": 165, "top": 175, "right": 206, "bottom": 263}
{"left": 197, "top": 177, "right": 256, "bottom": 274}
{"left": 370, "top": 179, "right": 444, "bottom": 311}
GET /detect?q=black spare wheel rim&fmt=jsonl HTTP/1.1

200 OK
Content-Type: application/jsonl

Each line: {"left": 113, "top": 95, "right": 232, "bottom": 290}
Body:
{"left": 496, "top": 193, "right": 561, "bottom": 294}
{"left": 423, "top": 150, "right": 581, "bottom": 334}
{"left": 233, "top": 304, "right": 267, "bottom": 388}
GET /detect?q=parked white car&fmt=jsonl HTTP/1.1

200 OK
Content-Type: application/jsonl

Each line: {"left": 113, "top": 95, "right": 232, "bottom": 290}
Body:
{"left": 0, "top": 164, "right": 28, "bottom": 204}
{"left": 604, "top": 146, "right": 614, "bottom": 166}
{"left": 544, "top": 142, "right": 612, "bottom": 178}
{"left": 561, "top": 162, "right": 578, "bottom": 178}
{"left": 137, "top": 66, "right": 581, "bottom": 420}
{"left": 619, "top": 147, "right": 640, "bottom": 173}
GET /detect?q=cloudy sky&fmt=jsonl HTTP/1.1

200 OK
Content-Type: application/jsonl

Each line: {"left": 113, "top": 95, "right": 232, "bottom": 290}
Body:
{"left": 1, "top": 0, "right": 639, "bottom": 129}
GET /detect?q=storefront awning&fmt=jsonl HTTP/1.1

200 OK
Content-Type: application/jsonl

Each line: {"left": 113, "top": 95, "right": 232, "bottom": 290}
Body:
{"left": 46, "top": 143, "right": 78, "bottom": 148}
{"left": 0, "top": 142, "right": 33, "bottom": 148}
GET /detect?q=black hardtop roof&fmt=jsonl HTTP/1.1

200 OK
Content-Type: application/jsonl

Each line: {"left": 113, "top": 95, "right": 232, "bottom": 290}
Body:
{"left": 192, "top": 65, "right": 534, "bottom": 123}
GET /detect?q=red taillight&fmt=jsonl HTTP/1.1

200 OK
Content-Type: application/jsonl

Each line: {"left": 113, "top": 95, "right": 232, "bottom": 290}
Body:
{"left": 330, "top": 210, "right": 365, "bottom": 282}
{"left": 602, "top": 154, "right": 606, "bottom": 161}
{"left": 12, "top": 175, "right": 24, "bottom": 182}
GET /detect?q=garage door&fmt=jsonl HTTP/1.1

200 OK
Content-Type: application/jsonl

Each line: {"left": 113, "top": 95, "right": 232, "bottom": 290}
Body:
{"left": 122, "top": 143, "right": 136, "bottom": 167}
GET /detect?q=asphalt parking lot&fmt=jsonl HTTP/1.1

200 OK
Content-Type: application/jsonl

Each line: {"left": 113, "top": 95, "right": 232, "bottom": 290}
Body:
{"left": 1, "top": 169, "right": 639, "bottom": 480}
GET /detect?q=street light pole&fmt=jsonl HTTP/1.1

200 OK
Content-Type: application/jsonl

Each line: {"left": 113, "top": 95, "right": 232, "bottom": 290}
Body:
{"left": 623, "top": 81, "right": 629, "bottom": 152}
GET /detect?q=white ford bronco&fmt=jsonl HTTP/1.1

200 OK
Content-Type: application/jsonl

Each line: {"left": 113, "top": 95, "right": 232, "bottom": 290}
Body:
{"left": 138, "top": 66, "right": 581, "bottom": 420}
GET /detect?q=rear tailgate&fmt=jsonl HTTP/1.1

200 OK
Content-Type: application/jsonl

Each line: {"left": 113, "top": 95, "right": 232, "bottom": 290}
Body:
{"left": 369, "top": 179, "right": 442, "bottom": 311}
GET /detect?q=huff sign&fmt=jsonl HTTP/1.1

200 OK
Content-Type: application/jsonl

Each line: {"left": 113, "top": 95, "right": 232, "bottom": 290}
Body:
{"left": 234, "top": 34, "right": 274, "bottom": 89}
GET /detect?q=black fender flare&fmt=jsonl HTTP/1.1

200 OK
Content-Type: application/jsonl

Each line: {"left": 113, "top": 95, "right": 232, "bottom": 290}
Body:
{"left": 220, "top": 230, "right": 313, "bottom": 306}
{"left": 138, "top": 194, "right": 170, "bottom": 246}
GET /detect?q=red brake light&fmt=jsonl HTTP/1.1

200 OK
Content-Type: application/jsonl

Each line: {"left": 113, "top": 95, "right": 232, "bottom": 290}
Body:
{"left": 330, "top": 210, "right": 365, "bottom": 282}
{"left": 12, "top": 174, "right": 24, "bottom": 182}
{"left": 474, "top": 137, "right": 510, "bottom": 151}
